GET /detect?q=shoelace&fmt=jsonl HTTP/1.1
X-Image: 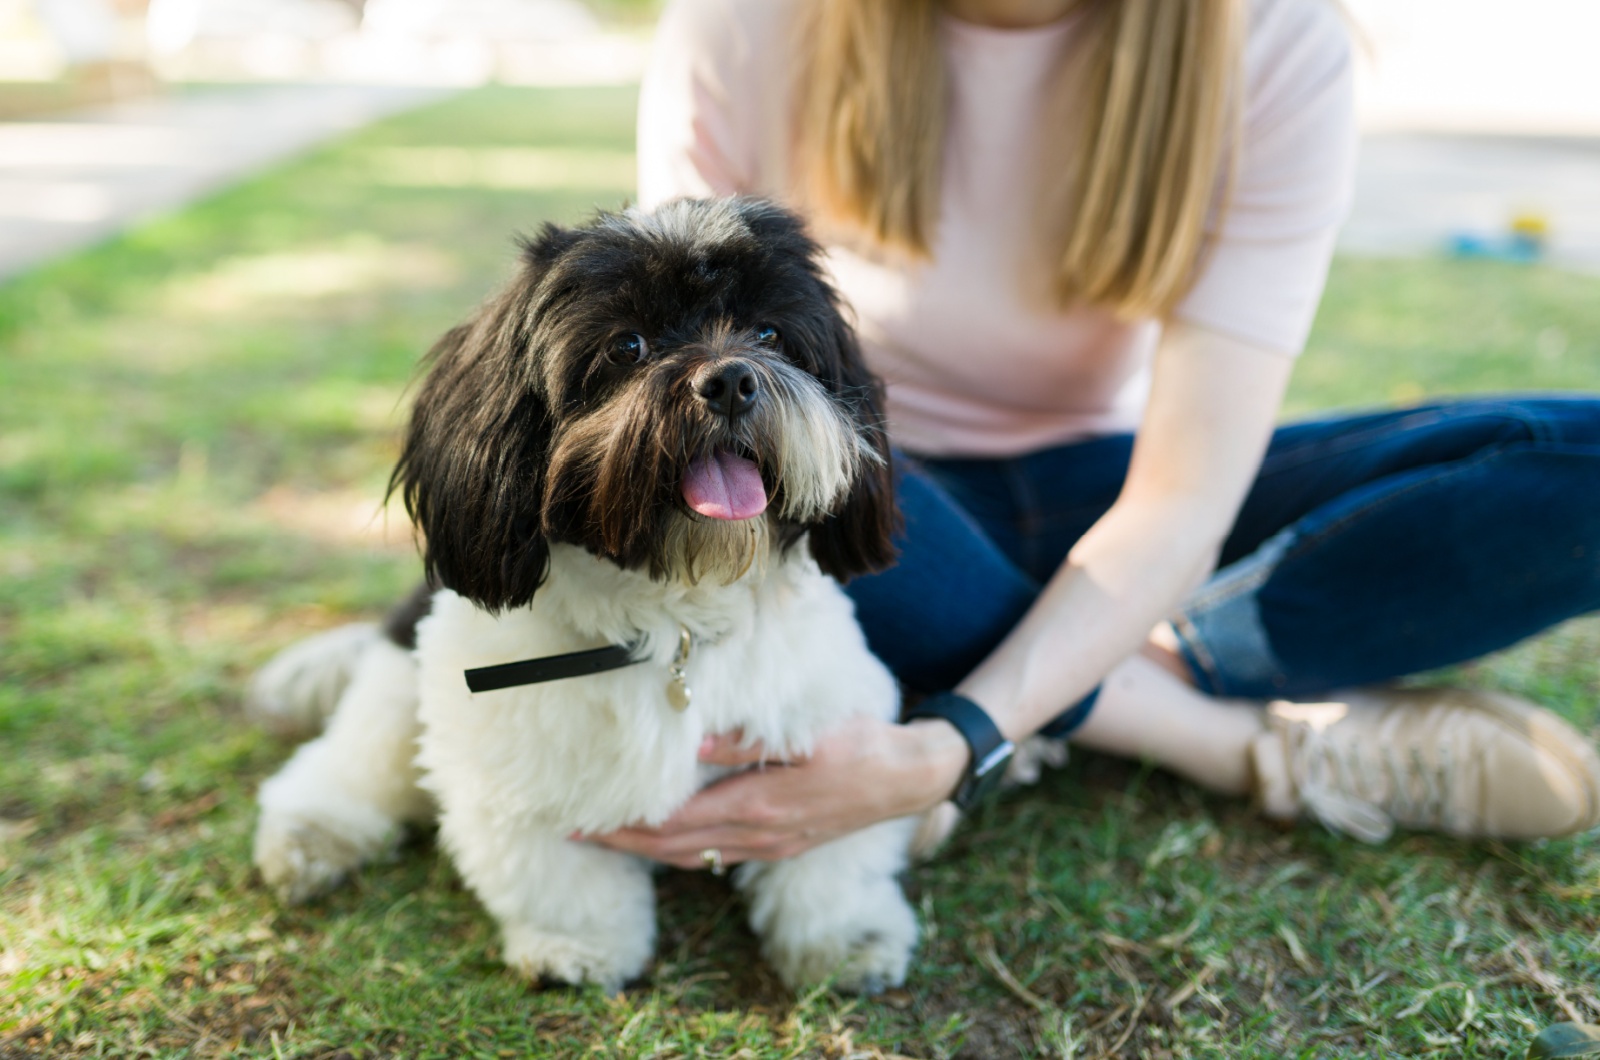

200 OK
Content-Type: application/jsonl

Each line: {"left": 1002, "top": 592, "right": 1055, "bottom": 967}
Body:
{"left": 1284, "top": 716, "right": 1456, "bottom": 843}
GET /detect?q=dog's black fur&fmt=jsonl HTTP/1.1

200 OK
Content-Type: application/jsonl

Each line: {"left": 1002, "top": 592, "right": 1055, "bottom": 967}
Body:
{"left": 389, "top": 198, "right": 898, "bottom": 613}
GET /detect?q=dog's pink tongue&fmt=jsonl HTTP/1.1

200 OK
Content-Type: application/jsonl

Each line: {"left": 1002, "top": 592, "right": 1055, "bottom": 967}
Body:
{"left": 682, "top": 450, "right": 768, "bottom": 521}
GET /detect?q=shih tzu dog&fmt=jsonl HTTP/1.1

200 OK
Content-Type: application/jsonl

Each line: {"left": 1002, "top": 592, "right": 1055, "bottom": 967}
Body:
{"left": 251, "top": 198, "right": 921, "bottom": 994}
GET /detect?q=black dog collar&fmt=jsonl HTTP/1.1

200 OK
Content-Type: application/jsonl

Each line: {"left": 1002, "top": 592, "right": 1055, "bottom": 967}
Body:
{"left": 464, "top": 626, "right": 695, "bottom": 712}
{"left": 464, "top": 643, "right": 641, "bottom": 693}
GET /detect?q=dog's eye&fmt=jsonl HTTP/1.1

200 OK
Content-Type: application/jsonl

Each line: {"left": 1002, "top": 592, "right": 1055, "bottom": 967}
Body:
{"left": 755, "top": 326, "right": 780, "bottom": 347}
{"left": 612, "top": 333, "right": 649, "bottom": 364}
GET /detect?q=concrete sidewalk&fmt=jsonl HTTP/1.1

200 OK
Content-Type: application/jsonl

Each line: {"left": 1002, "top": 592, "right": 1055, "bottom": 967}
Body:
{"left": 3, "top": 82, "right": 1600, "bottom": 283}
{"left": 0, "top": 82, "right": 450, "bottom": 281}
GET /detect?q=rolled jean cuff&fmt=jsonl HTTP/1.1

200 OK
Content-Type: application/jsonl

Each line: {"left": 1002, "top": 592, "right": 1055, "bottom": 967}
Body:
{"left": 1038, "top": 685, "right": 1100, "bottom": 738}
{"left": 1170, "top": 526, "right": 1296, "bottom": 699}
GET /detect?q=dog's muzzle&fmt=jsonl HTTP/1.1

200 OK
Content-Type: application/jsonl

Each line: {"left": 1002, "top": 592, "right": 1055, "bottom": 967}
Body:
{"left": 694, "top": 360, "right": 760, "bottom": 421}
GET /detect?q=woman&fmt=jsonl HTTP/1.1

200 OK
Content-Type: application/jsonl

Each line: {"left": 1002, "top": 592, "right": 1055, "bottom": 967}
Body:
{"left": 591, "top": 0, "right": 1600, "bottom": 868}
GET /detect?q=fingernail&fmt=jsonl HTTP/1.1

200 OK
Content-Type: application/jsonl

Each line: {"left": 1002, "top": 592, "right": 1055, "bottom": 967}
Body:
{"left": 698, "top": 736, "right": 715, "bottom": 759}
{"left": 567, "top": 831, "right": 583, "bottom": 841}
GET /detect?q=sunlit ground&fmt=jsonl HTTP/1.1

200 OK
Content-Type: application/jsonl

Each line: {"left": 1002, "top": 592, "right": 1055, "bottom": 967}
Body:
{"left": 2, "top": 86, "right": 1600, "bottom": 1058}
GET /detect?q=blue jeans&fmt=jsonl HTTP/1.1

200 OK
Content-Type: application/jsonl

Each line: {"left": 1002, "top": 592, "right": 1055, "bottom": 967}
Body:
{"left": 845, "top": 396, "right": 1600, "bottom": 735}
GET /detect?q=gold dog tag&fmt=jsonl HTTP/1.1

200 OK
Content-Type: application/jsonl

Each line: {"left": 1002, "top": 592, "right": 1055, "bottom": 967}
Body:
{"left": 666, "top": 626, "right": 692, "bottom": 712}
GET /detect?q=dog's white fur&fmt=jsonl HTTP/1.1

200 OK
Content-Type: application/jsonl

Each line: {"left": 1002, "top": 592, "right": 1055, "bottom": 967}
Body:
{"left": 255, "top": 634, "right": 430, "bottom": 904}
{"left": 255, "top": 197, "right": 929, "bottom": 993}
{"left": 255, "top": 541, "right": 918, "bottom": 992}
{"left": 245, "top": 621, "right": 379, "bottom": 738}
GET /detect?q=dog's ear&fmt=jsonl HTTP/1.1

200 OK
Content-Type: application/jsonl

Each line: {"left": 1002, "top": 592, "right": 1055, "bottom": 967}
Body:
{"left": 390, "top": 233, "right": 574, "bottom": 611}
{"left": 520, "top": 222, "right": 584, "bottom": 271}
{"left": 805, "top": 309, "right": 901, "bottom": 582}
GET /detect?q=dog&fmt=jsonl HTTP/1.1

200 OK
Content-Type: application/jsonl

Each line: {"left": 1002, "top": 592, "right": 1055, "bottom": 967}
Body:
{"left": 251, "top": 198, "right": 922, "bottom": 994}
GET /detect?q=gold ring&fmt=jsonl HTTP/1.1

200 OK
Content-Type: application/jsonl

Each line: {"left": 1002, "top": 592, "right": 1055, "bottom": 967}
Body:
{"left": 700, "top": 848, "right": 725, "bottom": 876}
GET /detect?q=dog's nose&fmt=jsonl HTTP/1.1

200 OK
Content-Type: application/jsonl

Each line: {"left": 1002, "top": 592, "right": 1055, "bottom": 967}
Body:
{"left": 695, "top": 361, "right": 761, "bottom": 419}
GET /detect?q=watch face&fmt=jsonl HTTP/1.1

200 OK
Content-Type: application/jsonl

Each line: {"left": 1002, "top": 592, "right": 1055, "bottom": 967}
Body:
{"left": 958, "top": 739, "right": 1015, "bottom": 810}
{"left": 973, "top": 740, "right": 1015, "bottom": 780}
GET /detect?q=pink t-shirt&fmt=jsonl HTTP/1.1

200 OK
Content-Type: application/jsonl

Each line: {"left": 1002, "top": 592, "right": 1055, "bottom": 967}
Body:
{"left": 637, "top": 0, "right": 1357, "bottom": 456}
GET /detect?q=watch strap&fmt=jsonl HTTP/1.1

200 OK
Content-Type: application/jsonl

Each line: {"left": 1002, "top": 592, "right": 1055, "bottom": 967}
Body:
{"left": 904, "top": 692, "right": 1014, "bottom": 810}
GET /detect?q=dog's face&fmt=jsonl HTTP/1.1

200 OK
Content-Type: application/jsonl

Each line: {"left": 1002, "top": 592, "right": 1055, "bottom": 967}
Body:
{"left": 392, "top": 198, "right": 897, "bottom": 611}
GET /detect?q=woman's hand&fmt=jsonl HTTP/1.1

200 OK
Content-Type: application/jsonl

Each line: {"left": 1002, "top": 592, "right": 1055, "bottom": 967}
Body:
{"left": 582, "top": 717, "right": 969, "bottom": 869}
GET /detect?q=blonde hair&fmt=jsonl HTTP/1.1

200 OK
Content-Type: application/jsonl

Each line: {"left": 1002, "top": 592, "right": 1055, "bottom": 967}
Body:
{"left": 795, "top": 0, "right": 1245, "bottom": 320}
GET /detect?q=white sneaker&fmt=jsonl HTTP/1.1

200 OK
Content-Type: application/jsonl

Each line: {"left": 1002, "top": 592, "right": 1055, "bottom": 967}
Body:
{"left": 1251, "top": 687, "right": 1600, "bottom": 842}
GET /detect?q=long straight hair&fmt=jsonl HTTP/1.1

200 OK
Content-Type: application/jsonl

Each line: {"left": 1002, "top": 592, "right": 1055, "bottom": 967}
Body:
{"left": 794, "top": 0, "right": 1245, "bottom": 320}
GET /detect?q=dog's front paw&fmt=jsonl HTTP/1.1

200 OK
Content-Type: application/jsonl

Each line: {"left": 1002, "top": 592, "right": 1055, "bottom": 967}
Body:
{"left": 253, "top": 806, "right": 399, "bottom": 904}
{"left": 758, "top": 879, "right": 918, "bottom": 995}
{"left": 501, "top": 925, "right": 649, "bottom": 993}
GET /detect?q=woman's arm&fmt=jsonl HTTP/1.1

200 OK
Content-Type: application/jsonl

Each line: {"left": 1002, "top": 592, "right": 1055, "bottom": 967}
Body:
{"left": 586, "top": 321, "right": 1294, "bottom": 868}
{"left": 957, "top": 321, "right": 1293, "bottom": 739}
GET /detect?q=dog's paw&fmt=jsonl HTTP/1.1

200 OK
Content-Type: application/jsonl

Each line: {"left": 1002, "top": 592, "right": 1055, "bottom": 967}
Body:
{"left": 246, "top": 623, "right": 379, "bottom": 737}
{"left": 759, "top": 881, "right": 918, "bottom": 995}
{"left": 908, "top": 801, "right": 961, "bottom": 862}
{"left": 253, "top": 807, "right": 398, "bottom": 904}
{"left": 1004, "top": 734, "right": 1069, "bottom": 787}
{"left": 501, "top": 926, "right": 648, "bottom": 993}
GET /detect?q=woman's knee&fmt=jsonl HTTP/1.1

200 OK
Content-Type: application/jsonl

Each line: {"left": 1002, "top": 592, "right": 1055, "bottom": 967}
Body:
{"left": 1445, "top": 394, "right": 1600, "bottom": 449}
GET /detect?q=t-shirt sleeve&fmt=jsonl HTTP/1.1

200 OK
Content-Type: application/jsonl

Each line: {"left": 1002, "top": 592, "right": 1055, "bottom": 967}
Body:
{"left": 1171, "top": 0, "right": 1357, "bottom": 355}
{"left": 636, "top": 0, "right": 763, "bottom": 207}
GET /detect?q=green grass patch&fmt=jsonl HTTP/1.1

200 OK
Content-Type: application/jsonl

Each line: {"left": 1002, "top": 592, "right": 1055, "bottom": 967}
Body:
{"left": 3, "top": 85, "right": 1599, "bottom": 1058}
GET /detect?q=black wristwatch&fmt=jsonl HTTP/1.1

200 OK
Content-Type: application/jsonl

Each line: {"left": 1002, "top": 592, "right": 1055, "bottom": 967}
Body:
{"left": 904, "top": 692, "right": 1015, "bottom": 811}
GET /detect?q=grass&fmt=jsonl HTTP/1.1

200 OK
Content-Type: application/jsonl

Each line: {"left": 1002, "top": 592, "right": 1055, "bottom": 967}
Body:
{"left": 2, "top": 84, "right": 1599, "bottom": 1058}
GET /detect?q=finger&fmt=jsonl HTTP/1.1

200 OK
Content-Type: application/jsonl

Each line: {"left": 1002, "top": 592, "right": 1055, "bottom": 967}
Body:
{"left": 664, "top": 834, "right": 808, "bottom": 870}
{"left": 581, "top": 827, "right": 675, "bottom": 861}
{"left": 581, "top": 801, "right": 827, "bottom": 866}
{"left": 585, "top": 829, "right": 703, "bottom": 869}
{"left": 635, "top": 822, "right": 819, "bottom": 868}
{"left": 583, "top": 810, "right": 767, "bottom": 853}
{"left": 585, "top": 752, "right": 805, "bottom": 852}
{"left": 698, "top": 835, "right": 822, "bottom": 867}
{"left": 692, "top": 771, "right": 805, "bottom": 838}
{"left": 582, "top": 827, "right": 689, "bottom": 863}
{"left": 581, "top": 759, "right": 809, "bottom": 862}
{"left": 697, "top": 731, "right": 777, "bottom": 767}
{"left": 589, "top": 825, "right": 771, "bottom": 868}
{"left": 581, "top": 782, "right": 781, "bottom": 865}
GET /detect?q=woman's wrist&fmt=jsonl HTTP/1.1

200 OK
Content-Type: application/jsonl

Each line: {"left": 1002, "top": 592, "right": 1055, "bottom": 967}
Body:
{"left": 902, "top": 717, "right": 973, "bottom": 810}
